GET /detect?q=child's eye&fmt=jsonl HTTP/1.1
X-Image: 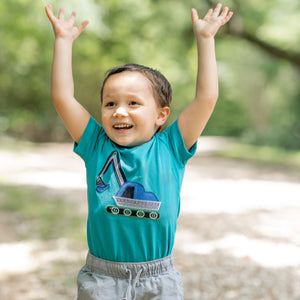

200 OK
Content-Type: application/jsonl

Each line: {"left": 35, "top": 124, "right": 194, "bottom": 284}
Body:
{"left": 129, "top": 101, "right": 139, "bottom": 106}
{"left": 105, "top": 102, "right": 116, "bottom": 107}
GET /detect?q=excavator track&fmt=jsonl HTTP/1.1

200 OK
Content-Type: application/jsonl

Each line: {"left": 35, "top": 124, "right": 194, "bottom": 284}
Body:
{"left": 106, "top": 205, "right": 161, "bottom": 220}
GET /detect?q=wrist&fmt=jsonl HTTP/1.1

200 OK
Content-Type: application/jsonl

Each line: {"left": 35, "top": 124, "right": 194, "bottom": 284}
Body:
{"left": 195, "top": 36, "right": 215, "bottom": 49}
{"left": 54, "top": 36, "right": 74, "bottom": 45}
{"left": 195, "top": 34, "right": 215, "bottom": 42}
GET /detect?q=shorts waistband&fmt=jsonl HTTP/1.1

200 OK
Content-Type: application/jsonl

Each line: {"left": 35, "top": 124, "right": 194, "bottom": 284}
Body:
{"left": 85, "top": 252, "right": 174, "bottom": 279}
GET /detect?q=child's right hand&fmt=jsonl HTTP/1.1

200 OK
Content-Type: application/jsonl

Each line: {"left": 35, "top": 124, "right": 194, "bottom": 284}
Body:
{"left": 45, "top": 5, "right": 89, "bottom": 41}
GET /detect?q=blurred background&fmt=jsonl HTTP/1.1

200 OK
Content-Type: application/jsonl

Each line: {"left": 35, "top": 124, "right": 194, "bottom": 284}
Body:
{"left": 1, "top": 0, "right": 300, "bottom": 299}
{"left": 0, "top": 0, "right": 300, "bottom": 148}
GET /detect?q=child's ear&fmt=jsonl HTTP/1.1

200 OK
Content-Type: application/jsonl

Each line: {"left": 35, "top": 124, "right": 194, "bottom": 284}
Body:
{"left": 156, "top": 106, "right": 170, "bottom": 127}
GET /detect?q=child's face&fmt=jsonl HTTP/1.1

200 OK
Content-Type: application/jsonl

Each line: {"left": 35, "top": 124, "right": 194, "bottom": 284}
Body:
{"left": 101, "top": 71, "right": 169, "bottom": 147}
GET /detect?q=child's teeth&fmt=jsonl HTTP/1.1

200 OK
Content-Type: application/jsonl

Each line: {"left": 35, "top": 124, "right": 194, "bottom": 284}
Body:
{"left": 115, "top": 124, "right": 132, "bottom": 129}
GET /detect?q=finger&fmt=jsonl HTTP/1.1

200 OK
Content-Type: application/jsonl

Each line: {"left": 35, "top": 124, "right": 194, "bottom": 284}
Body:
{"left": 212, "top": 3, "right": 222, "bottom": 16}
{"left": 224, "top": 11, "right": 234, "bottom": 24}
{"left": 77, "top": 20, "right": 89, "bottom": 34}
{"left": 204, "top": 8, "right": 213, "bottom": 19}
{"left": 191, "top": 8, "right": 199, "bottom": 24}
{"left": 58, "top": 8, "right": 64, "bottom": 20}
{"left": 45, "top": 5, "right": 56, "bottom": 23}
{"left": 68, "top": 11, "right": 76, "bottom": 25}
{"left": 220, "top": 7, "right": 229, "bottom": 18}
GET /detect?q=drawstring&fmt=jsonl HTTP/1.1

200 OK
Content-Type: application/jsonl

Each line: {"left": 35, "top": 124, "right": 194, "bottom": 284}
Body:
{"left": 132, "top": 268, "right": 143, "bottom": 299}
{"left": 123, "top": 269, "right": 132, "bottom": 300}
{"left": 123, "top": 267, "right": 144, "bottom": 300}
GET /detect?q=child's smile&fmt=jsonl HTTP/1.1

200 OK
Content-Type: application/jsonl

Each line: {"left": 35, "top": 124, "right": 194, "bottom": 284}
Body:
{"left": 101, "top": 71, "right": 168, "bottom": 147}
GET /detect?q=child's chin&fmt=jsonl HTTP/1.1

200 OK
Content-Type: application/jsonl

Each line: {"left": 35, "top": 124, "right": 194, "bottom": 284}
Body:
{"left": 115, "top": 139, "right": 145, "bottom": 148}
{"left": 113, "top": 139, "right": 133, "bottom": 147}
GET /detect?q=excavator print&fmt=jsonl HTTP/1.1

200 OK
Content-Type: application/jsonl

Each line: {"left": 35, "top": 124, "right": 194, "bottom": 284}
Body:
{"left": 96, "top": 151, "right": 161, "bottom": 220}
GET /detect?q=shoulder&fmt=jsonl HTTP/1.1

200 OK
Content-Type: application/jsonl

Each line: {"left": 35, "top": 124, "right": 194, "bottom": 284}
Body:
{"left": 157, "top": 119, "right": 197, "bottom": 165}
{"left": 73, "top": 116, "right": 108, "bottom": 160}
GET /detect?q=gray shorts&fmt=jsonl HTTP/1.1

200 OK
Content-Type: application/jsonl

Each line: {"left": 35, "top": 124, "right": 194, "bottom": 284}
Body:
{"left": 77, "top": 252, "right": 184, "bottom": 300}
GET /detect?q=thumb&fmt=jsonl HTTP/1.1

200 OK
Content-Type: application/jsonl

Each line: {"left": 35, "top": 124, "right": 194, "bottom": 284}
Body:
{"left": 191, "top": 8, "right": 199, "bottom": 25}
{"left": 77, "top": 20, "right": 89, "bottom": 34}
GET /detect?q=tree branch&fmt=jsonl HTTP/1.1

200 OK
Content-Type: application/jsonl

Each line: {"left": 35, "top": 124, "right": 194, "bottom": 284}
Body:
{"left": 228, "top": 29, "right": 300, "bottom": 68}
{"left": 204, "top": 0, "right": 300, "bottom": 68}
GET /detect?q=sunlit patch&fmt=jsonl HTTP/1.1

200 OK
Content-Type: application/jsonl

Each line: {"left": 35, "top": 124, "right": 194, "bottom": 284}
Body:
{"left": 176, "top": 232, "right": 300, "bottom": 268}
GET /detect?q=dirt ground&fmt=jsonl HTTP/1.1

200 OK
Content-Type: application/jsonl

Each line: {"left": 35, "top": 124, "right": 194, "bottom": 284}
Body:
{"left": 0, "top": 138, "right": 300, "bottom": 299}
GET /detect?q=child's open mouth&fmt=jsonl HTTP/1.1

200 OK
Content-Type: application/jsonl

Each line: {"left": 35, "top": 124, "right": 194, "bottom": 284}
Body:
{"left": 113, "top": 124, "right": 133, "bottom": 130}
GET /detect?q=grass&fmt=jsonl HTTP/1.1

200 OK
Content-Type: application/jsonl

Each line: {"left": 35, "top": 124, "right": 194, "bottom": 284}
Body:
{"left": 0, "top": 185, "right": 86, "bottom": 242}
{"left": 217, "top": 142, "right": 300, "bottom": 172}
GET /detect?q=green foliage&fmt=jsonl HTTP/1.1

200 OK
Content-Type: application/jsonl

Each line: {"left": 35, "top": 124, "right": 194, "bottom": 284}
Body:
{"left": 218, "top": 142, "right": 300, "bottom": 173}
{"left": 203, "top": 95, "right": 250, "bottom": 137}
{"left": 0, "top": 0, "right": 299, "bottom": 148}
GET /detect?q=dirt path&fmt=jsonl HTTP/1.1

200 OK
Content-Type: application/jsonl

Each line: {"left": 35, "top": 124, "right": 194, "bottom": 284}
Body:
{"left": 0, "top": 138, "right": 300, "bottom": 299}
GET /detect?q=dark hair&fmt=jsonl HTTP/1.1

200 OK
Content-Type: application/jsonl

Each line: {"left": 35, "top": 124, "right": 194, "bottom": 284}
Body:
{"left": 100, "top": 63, "right": 172, "bottom": 107}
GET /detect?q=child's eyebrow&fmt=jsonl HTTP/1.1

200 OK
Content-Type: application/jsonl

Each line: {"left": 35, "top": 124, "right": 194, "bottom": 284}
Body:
{"left": 104, "top": 91, "right": 143, "bottom": 99}
{"left": 102, "top": 93, "right": 115, "bottom": 99}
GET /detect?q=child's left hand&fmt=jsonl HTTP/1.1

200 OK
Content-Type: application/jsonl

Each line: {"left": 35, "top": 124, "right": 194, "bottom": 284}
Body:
{"left": 191, "top": 3, "right": 233, "bottom": 39}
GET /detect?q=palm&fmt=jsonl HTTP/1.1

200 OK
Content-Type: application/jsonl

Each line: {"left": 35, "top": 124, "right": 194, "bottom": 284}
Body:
{"left": 53, "top": 19, "right": 81, "bottom": 40}
{"left": 194, "top": 17, "right": 223, "bottom": 37}
{"left": 192, "top": 4, "right": 233, "bottom": 38}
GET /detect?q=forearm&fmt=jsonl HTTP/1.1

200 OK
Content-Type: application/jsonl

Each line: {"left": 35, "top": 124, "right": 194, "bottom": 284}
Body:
{"left": 177, "top": 36, "right": 219, "bottom": 149}
{"left": 45, "top": 5, "right": 90, "bottom": 143}
{"left": 51, "top": 38, "right": 75, "bottom": 104}
{"left": 194, "top": 36, "right": 219, "bottom": 103}
{"left": 178, "top": 4, "right": 232, "bottom": 149}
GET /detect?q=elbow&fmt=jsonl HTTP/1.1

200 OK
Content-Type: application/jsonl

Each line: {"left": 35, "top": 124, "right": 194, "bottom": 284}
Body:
{"left": 51, "top": 89, "right": 62, "bottom": 103}
{"left": 51, "top": 83, "right": 74, "bottom": 105}
{"left": 208, "top": 91, "right": 219, "bottom": 104}
{"left": 195, "top": 91, "right": 219, "bottom": 109}
{"left": 205, "top": 89, "right": 219, "bottom": 106}
{"left": 208, "top": 93, "right": 218, "bottom": 111}
{"left": 51, "top": 94, "right": 64, "bottom": 111}
{"left": 51, "top": 90, "right": 71, "bottom": 104}
{"left": 207, "top": 87, "right": 219, "bottom": 102}
{"left": 51, "top": 92, "right": 72, "bottom": 113}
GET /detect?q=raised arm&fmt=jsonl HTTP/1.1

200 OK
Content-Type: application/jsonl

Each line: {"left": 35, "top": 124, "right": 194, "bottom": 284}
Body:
{"left": 45, "top": 5, "right": 90, "bottom": 143}
{"left": 178, "top": 3, "right": 233, "bottom": 150}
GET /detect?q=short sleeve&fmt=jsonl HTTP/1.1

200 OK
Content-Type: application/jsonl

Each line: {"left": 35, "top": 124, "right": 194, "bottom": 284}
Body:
{"left": 161, "top": 120, "right": 197, "bottom": 166}
{"left": 73, "top": 116, "right": 105, "bottom": 162}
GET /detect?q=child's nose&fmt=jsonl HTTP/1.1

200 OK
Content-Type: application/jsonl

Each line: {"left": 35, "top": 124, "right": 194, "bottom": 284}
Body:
{"left": 113, "top": 106, "right": 128, "bottom": 118}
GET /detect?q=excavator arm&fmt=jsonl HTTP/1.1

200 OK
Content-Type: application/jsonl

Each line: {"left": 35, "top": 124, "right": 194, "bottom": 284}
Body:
{"left": 96, "top": 151, "right": 127, "bottom": 192}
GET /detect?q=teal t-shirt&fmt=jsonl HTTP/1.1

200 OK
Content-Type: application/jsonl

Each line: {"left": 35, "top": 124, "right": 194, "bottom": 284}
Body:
{"left": 74, "top": 117, "right": 196, "bottom": 262}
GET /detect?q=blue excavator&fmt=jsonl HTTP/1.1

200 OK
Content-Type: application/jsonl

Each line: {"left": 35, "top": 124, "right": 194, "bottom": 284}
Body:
{"left": 96, "top": 151, "right": 161, "bottom": 220}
